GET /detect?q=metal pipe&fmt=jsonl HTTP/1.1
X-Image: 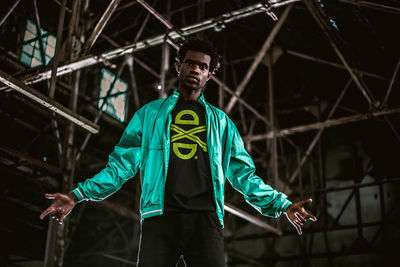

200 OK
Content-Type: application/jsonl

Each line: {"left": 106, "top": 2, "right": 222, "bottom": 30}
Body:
{"left": 382, "top": 59, "right": 400, "bottom": 106}
{"left": 224, "top": 4, "right": 292, "bottom": 114}
{"left": 340, "top": 0, "right": 400, "bottom": 15}
{"left": 81, "top": 0, "right": 121, "bottom": 54}
{"left": 32, "top": 0, "right": 47, "bottom": 65}
{"left": 285, "top": 79, "right": 351, "bottom": 187}
{"left": 127, "top": 56, "right": 140, "bottom": 110}
{"left": 300, "top": 177, "right": 400, "bottom": 196}
{"left": 213, "top": 75, "right": 300, "bottom": 151}
{"left": 268, "top": 52, "right": 279, "bottom": 190}
{"left": 383, "top": 115, "right": 400, "bottom": 142}
{"left": 48, "top": 0, "right": 68, "bottom": 160}
{"left": 136, "top": 0, "right": 176, "bottom": 31}
{"left": 224, "top": 203, "right": 282, "bottom": 235}
{"left": 352, "top": 143, "right": 364, "bottom": 238}
{"left": 18, "top": 2, "right": 295, "bottom": 86}
{"left": 212, "top": 76, "right": 271, "bottom": 128}
{"left": 159, "top": 0, "right": 171, "bottom": 99}
{"left": 0, "top": 0, "right": 22, "bottom": 27}
{"left": 244, "top": 106, "right": 400, "bottom": 142}
{"left": 75, "top": 59, "right": 128, "bottom": 161}
{"left": 304, "top": 0, "right": 375, "bottom": 105}
{"left": 286, "top": 49, "right": 400, "bottom": 86}
{"left": 333, "top": 189, "right": 355, "bottom": 225}
{"left": 0, "top": 70, "right": 100, "bottom": 134}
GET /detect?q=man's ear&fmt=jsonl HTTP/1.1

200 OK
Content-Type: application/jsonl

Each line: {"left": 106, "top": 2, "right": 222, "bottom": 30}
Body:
{"left": 207, "top": 71, "right": 212, "bottom": 81}
{"left": 174, "top": 58, "right": 181, "bottom": 74}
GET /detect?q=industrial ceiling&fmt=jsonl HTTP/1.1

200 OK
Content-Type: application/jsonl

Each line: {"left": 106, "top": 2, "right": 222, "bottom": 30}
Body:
{"left": 1, "top": 0, "right": 399, "bottom": 266}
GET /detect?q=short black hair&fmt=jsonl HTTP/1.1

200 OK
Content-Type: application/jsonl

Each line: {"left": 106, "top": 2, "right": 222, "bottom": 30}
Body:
{"left": 177, "top": 37, "right": 220, "bottom": 73}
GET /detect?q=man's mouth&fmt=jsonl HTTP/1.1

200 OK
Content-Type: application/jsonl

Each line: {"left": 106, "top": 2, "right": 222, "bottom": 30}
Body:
{"left": 186, "top": 76, "right": 199, "bottom": 82}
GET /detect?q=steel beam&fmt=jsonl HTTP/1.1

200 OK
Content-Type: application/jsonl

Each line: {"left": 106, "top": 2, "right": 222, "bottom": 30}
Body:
{"left": 224, "top": 4, "right": 292, "bottom": 114}
{"left": 0, "top": 70, "right": 100, "bottom": 134}
{"left": 136, "top": 0, "right": 176, "bottom": 32}
{"left": 0, "top": 0, "right": 21, "bottom": 27}
{"left": 44, "top": 1, "right": 83, "bottom": 266}
{"left": 225, "top": 203, "right": 282, "bottom": 235}
{"left": 16, "top": 2, "right": 297, "bottom": 86}
{"left": 244, "top": 106, "right": 400, "bottom": 142}
{"left": 81, "top": 0, "right": 121, "bottom": 54}
{"left": 286, "top": 49, "right": 400, "bottom": 86}
{"left": 302, "top": 177, "right": 400, "bottom": 196}
{"left": 48, "top": 0, "right": 67, "bottom": 161}
{"left": 75, "top": 58, "right": 128, "bottom": 161}
{"left": 383, "top": 115, "right": 400, "bottom": 142}
{"left": 159, "top": 0, "right": 171, "bottom": 99}
{"left": 304, "top": 0, "right": 375, "bottom": 105}
{"left": 340, "top": 0, "right": 400, "bottom": 15}
{"left": 48, "top": 0, "right": 67, "bottom": 96}
{"left": 127, "top": 56, "right": 140, "bottom": 110}
{"left": 32, "top": 0, "right": 47, "bottom": 65}
{"left": 382, "top": 59, "right": 400, "bottom": 106}
{"left": 268, "top": 52, "right": 279, "bottom": 189}
{"left": 212, "top": 76, "right": 272, "bottom": 129}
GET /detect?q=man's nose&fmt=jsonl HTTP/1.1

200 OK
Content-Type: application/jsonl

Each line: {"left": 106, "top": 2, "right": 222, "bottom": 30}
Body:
{"left": 190, "top": 65, "right": 200, "bottom": 74}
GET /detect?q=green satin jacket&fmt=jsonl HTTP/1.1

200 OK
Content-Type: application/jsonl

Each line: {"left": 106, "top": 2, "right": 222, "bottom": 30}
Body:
{"left": 73, "top": 90, "right": 291, "bottom": 226}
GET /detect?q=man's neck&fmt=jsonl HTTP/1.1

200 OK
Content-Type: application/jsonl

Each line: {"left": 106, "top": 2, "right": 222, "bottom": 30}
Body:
{"left": 177, "top": 86, "right": 202, "bottom": 101}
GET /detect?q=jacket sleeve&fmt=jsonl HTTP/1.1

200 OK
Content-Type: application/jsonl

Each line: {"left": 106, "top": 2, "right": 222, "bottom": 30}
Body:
{"left": 73, "top": 108, "right": 144, "bottom": 202}
{"left": 226, "top": 120, "right": 291, "bottom": 218}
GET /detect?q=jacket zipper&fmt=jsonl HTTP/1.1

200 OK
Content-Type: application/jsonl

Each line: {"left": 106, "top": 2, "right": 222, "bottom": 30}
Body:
{"left": 161, "top": 92, "right": 179, "bottom": 214}
{"left": 199, "top": 97, "right": 220, "bottom": 216}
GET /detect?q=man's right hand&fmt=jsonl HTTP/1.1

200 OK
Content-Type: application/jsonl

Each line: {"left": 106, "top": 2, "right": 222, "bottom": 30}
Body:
{"left": 40, "top": 192, "right": 78, "bottom": 224}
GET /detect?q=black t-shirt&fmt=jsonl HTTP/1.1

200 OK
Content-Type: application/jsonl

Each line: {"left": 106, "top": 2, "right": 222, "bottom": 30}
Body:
{"left": 164, "top": 98, "right": 216, "bottom": 212}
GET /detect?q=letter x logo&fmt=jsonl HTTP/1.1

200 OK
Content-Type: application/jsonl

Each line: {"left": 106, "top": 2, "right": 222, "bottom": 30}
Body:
{"left": 171, "top": 110, "right": 207, "bottom": 160}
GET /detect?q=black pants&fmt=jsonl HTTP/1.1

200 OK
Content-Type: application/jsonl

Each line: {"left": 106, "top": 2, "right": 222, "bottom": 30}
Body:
{"left": 137, "top": 211, "right": 225, "bottom": 267}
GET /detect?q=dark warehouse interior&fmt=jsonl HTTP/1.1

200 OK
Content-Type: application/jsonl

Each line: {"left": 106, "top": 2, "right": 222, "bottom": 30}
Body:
{"left": 1, "top": 0, "right": 400, "bottom": 266}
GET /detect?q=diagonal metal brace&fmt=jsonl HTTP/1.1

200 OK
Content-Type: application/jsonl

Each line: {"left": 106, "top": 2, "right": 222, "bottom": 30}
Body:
{"left": 0, "top": 70, "right": 99, "bottom": 134}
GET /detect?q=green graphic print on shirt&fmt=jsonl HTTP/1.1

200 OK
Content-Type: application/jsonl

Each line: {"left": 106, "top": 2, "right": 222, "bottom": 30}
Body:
{"left": 164, "top": 99, "right": 215, "bottom": 212}
{"left": 171, "top": 109, "right": 207, "bottom": 160}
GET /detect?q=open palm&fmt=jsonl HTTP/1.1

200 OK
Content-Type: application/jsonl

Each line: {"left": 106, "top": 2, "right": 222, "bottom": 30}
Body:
{"left": 285, "top": 198, "right": 317, "bottom": 235}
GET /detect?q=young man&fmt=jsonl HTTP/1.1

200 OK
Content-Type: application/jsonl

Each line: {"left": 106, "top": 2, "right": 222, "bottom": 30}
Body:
{"left": 40, "top": 38, "right": 316, "bottom": 266}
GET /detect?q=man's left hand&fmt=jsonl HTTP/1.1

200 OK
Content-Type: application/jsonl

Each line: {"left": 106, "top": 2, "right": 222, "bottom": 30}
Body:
{"left": 285, "top": 199, "right": 317, "bottom": 235}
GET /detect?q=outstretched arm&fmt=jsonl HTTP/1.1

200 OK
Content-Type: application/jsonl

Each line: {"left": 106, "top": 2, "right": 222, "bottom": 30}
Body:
{"left": 285, "top": 198, "right": 317, "bottom": 235}
{"left": 40, "top": 192, "right": 78, "bottom": 224}
{"left": 225, "top": 119, "right": 291, "bottom": 217}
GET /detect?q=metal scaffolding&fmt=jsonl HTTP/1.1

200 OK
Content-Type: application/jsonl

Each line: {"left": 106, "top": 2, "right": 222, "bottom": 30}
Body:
{"left": 0, "top": 0, "right": 399, "bottom": 266}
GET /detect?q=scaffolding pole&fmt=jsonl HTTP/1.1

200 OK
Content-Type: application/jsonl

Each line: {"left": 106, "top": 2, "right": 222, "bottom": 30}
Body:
{"left": 81, "top": 0, "right": 121, "bottom": 54}
{"left": 244, "top": 106, "right": 400, "bottom": 142}
{"left": 0, "top": 0, "right": 21, "bottom": 27}
{"left": 0, "top": 70, "right": 99, "bottom": 134}
{"left": 340, "top": 0, "right": 400, "bottom": 15}
{"left": 304, "top": 0, "right": 375, "bottom": 106}
{"left": 16, "top": 1, "right": 298, "bottom": 86}
{"left": 224, "top": 4, "right": 292, "bottom": 114}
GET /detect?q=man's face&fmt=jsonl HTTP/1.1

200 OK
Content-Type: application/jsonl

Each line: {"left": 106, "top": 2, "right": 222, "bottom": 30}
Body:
{"left": 176, "top": 50, "right": 212, "bottom": 90}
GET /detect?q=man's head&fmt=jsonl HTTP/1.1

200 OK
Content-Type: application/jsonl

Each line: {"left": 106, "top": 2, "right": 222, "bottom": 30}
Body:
{"left": 175, "top": 38, "right": 220, "bottom": 91}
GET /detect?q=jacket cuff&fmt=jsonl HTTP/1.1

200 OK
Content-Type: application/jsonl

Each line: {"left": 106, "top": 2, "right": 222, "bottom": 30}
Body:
{"left": 72, "top": 188, "right": 86, "bottom": 202}
{"left": 281, "top": 199, "right": 292, "bottom": 213}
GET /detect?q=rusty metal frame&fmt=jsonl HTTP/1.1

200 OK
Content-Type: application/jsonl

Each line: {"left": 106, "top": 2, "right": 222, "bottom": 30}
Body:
{"left": 0, "top": 70, "right": 99, "bottom": 134}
